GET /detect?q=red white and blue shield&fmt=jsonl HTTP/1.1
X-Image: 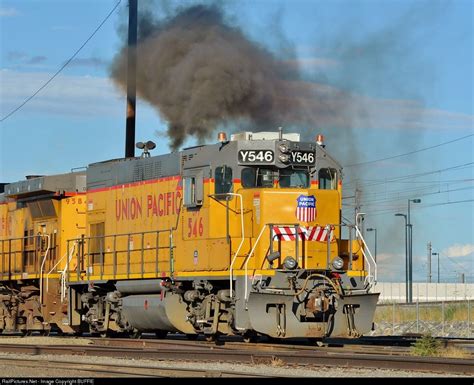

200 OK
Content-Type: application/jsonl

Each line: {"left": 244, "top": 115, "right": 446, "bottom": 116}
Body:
{"left": 296, "top": 195, "right": 316, "bottom": 222}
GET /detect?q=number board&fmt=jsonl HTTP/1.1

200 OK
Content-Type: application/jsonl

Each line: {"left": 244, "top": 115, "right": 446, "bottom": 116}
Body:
{"left": 290, "top": 151, "right": 315, "bottom": 165}
{"left": 238, "top": 150, "right": 274, "bottom": 164}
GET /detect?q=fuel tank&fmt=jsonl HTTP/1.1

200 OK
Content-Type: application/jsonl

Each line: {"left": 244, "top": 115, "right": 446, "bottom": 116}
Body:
{"left": 121, "top": 294, "right": 178, "bottom": 332}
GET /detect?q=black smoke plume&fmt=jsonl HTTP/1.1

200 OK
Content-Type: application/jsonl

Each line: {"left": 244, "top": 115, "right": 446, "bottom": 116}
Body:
{"left": 110, "top": 4, "right": 329, "bottom": 149}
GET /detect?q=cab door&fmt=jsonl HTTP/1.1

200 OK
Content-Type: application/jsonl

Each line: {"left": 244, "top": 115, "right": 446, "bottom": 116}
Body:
{"left": 180, "top": 166, "right": 229, "bottom": 272}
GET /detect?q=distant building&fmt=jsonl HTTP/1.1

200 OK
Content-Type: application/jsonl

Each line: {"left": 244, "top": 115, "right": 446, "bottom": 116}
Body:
{"left": 374, "top": 282, "right": 474, "bottom": 303}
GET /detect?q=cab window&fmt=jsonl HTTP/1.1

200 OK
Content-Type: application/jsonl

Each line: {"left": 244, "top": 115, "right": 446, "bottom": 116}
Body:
{"left": 242, "top": 168, "right": 276, "bottom": 188}
{"left": 183, "top": 176, "right": 196, "bottom": 206}
{"left": 318, "top": 168, "right": 338, "bottom": 190}
{"left": 279, "top": 169, "right": 309, "bottom": 188}
{"left": 215, "top": 166, "right": 233, "bottom": 197}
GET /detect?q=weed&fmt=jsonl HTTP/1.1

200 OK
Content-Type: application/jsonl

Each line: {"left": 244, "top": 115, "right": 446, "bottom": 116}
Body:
{"left": 410, "top": 334, "right": 441, "bottom": 357}
{"left": 270, "top": 356, "right": 285, "bottom": 367}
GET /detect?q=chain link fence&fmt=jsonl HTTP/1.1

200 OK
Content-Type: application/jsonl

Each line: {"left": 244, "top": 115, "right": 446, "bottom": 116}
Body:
{"left": 371, "top": 300, "right": 472, "bottom": 338}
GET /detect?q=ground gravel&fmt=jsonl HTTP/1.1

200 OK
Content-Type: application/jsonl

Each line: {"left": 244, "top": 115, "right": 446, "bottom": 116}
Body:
{"left": 0, "top": 336, "right": 93, "bottom": 345}
{"left": 0, "top": 352, "right": 469, "bottom": 378}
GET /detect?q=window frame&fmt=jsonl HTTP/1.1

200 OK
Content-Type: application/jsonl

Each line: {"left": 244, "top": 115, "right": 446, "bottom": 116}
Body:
{"left": 318, "top": 168, "right": 338, "bottom": 190}
{"left": 214, "top": 165, "right": 233, "bottom": 198}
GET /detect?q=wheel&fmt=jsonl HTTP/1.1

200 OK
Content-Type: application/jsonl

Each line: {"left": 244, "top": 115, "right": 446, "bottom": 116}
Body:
{"left": 155, "top": 330, "right": 168, "bottom": 339}
{"left": 186, "top": 334, "right": 198, "bottom": 340}
{"left": 308, "top": 338, "right": 326, "bottom": 347}
{"left": 243, "top": 331, "right": 257, "bottom": 343}
{"left": 205, "top": 334, "right": 217, "bottom": 342}
{"left": 129, "top": 330, "right": 142, "bottom": 339}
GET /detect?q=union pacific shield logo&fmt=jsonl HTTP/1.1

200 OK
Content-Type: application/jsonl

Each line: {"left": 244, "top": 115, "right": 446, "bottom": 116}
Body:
{"left": 296, "top": 195, "right": 316, "bottom": 222}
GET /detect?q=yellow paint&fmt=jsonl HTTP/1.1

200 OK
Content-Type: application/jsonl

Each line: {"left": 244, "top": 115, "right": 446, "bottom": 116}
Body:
{"left": 0, "top": 195, "right": 86, "bottom": 282}
{"left": 1, "top": 168, "right": 369, "bottom": 285}
{"left": 67, "top": 176, "right": 367, "bottom": 283}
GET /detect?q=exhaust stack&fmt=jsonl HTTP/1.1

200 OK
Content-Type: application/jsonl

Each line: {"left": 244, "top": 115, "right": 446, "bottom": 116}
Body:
{"left": 125, "top": 0, "right": 138, "bottom": 158}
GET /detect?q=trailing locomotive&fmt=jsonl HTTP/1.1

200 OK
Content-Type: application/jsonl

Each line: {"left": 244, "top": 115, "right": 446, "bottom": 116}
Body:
{"left": 0, "top": 130, "right": 378, "bottom": 340}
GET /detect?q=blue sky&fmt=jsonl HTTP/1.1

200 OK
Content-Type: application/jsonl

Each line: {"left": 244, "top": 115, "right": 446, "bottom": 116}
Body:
{"left": 0, "top": 0, "right": 473, "bottom": 283}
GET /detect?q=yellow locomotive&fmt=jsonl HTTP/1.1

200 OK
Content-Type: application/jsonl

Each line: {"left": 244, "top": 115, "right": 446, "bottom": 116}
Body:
{"left": 0, "top": 130, "right": 378, "bottom": 340}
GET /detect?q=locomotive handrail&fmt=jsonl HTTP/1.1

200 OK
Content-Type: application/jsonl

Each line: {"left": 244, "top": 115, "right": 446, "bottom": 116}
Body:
{"left": 0, "top": 234, "right": 49, "bottom": 279}
{"left": 243, "top": 224, "right": 268, "bottom": 305}
{"left": 39, "top": 234, "right": 51, "bottom": 305}
{"left": 45, "top": 241, "right": 77, "bottom": 294}
{"left": 209, "top": 193, "right": 245, "bottom": 299}
{"left": 354, "top": 225, "right": 377, "bottom": 289}
{"left": 69, "top": 228, "right": 176, "bottom": 281}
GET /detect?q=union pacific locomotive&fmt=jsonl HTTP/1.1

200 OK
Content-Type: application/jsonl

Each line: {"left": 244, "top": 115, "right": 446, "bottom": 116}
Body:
{"left": 0, "top": 130, "right": 378, "bottom": 340}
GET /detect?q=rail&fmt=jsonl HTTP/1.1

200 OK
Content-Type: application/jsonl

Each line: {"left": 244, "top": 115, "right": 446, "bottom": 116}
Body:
{"left": 68, "top": 228, "right": 175, "bottom": 281}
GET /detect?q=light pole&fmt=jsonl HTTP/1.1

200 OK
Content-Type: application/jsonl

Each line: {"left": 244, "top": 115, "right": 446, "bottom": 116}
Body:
{"left": 407, "top": 198, "right": 421, "bottom": 303}
{"left": 395, "top": 213, "right": 408, "bottom": 303}
{"left": 432, "top": 252, "right": 440, "bottom": 283}
{"left": 366, "top": 228, "right": 377, "bottom": 263}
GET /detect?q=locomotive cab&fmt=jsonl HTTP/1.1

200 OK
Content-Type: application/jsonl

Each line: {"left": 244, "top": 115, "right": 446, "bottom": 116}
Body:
{"left": 217, "top": 131, "right": 379, "bottom": 338}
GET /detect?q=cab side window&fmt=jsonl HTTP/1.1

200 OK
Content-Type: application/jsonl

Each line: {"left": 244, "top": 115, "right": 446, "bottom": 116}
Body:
{"left": 215, "top": 166, "right": 233, "bottom": 197}
{"left": 241, "top": 168, "right": 256, "bottom": 188}
{"left": 183, "top": 176, "right": 196, "bottom": 207}
{"left": 318, "top": 168, "right": 338, "bottom": 190}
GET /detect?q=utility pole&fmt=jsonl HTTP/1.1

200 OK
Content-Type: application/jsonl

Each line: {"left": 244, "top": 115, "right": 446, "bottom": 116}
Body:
{"left": 407, "top": 199, "right": 421, "bottom": 303}
{"left": 427, "top": 241, "right": 432, "bottom": 283}
{"left": 432, "top": 252, "right": 440, "bottom": 283}
{"left": 395, "top": 213, "right": 408, "bottom": 303}
{"left": 125, "top": 0, "right": 138, "bottom": 158}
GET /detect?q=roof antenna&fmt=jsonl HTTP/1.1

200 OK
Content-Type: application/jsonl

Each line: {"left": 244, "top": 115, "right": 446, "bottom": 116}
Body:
{"left": 278, "top": 126, "right": 283, "bottom": 140}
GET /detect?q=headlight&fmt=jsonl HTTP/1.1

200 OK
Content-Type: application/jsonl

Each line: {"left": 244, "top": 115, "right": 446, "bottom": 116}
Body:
{"left": 279, "top": 153, "right": 290, "bottom": 163}
{"left": 279, "top": 143, "right": 290, "bottom": 153}
{"left": 331, "top": 256, "right": 344, "bottom": 270}
{"left": 283, "top": 256, "right": 298, "bottom": 270}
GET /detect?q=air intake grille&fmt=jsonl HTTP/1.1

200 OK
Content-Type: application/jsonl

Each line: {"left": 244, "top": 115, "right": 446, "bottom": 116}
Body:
{"left": 133, "top": 160, "right": 163, "bottom": 182}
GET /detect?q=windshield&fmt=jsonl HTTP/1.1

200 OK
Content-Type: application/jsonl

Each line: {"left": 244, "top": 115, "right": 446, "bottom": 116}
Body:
{"left": 279, "top": 169, "right": 309, "bottom": 188}
{"left": 241, "top": 167, "right": 309, "bottom": 188}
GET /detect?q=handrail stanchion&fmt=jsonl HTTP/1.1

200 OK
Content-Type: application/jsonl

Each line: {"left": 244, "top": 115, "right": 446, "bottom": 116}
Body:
{"left": 113, "top": 235, "right": 117, "bottom": 279}
{"left": 169, "top": 230, "right": 174, "bottom": 277}
{"left": 295, "top": 224, "right": 299, "bottom": 267}
{"left": 222, "top": 193, "right": 244, "bottom": 299}
{"left": 354, "top": 225, "right": 377, "bottom": 288}
{"left": 326, "top": 224, "right": 331, "bottom": 269}
{"left": 100, "top": 237, "right": 104, "bottom": 280}
{"left": 155, "top": 231, "right": 159, "bottom": 276}
{"left": 127, "top": 234, "right": 131, "bottom": 279}
{"left": 141, "top": 232, "right": 144, "bottom": 278}
{"left": 243, "top": 225, "right": 267, "bottom": 304}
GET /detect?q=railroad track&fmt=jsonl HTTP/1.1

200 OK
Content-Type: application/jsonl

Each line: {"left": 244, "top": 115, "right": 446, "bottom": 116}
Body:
{"left": 0, "top": 341, "right": 472, "bottom": 376}
{"left": 0, "top": 355, "right": 271, "bottom": 377}
{"left": 87, "top": 335, "right": 414, "bottom": 357}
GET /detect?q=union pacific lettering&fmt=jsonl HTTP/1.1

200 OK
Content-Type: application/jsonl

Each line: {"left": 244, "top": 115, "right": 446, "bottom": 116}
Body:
{"left": 116, "top": 191, "right": 181, "bottom": 221}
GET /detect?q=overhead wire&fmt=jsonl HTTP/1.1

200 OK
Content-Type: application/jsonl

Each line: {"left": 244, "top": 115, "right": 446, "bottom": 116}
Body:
{"left": 344, "top": 133, "right": 473, "bottom": 168}
{"left": 345, "top": 162, "right": 474, "bottom": 190}
{"left": 0, "top": 0, "right": 122, "bottom": 123}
